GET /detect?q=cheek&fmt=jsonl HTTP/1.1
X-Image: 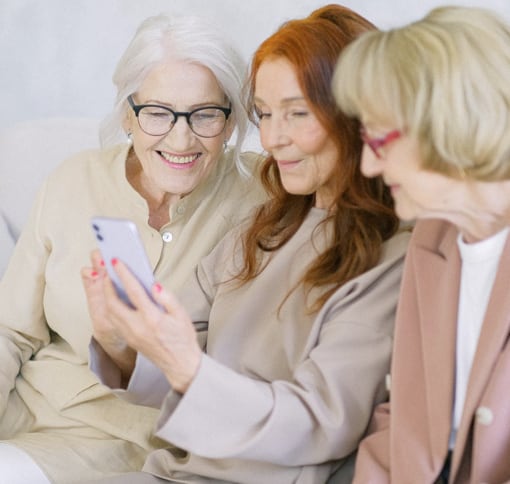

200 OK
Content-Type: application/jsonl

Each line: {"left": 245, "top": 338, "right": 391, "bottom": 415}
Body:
{"left": 258, "top": 124, "right": 271, "bottom": 151}
{"left": 201, "top": 138, "right": 225, "bottom": 162}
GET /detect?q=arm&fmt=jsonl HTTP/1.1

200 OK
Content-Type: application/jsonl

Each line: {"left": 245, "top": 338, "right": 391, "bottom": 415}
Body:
{"left": 90, "top": 260, "right": 202, "bottom": 394}
{"left": 82, "top": 249, "right": 136, "bottom": 385}
{"left": 154, "top": 242, "right": 406, "bottom": 466}
{"left": 82, "top": 252, "right": 208, "bottom": 400}
{"left": 0, "top": 183, "right": 52, "bottom": 415}
{"left": 352, "top": 402, "right": 391, "bottom": 483}
{"left": 85, "top": 225, "right": 236, "bottom": 396}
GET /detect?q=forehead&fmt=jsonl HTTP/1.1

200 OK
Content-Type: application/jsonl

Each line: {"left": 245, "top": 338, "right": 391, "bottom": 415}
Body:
{"left": 137, "top": 59, "right": 225, "bottom": 106}
{"left": 254, "top": 57, "right": 304, "bottom": 104}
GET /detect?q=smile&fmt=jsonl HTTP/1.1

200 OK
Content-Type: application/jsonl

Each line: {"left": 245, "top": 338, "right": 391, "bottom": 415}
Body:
{"left": 159, "top": 151, "right": 201, "bottom": 164}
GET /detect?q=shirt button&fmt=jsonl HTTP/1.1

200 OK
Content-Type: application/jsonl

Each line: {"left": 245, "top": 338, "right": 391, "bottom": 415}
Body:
{"left": 176, "top": 205, "right": 185, "bottom": 215}
{"left": 475, "top": 406, "right": 493, "bottom": 426}
{"left": 162, "top": 231, "right": 173, "bottom": 243}
{"left": 385, "top": 373, "right": 391, "bottom": 392}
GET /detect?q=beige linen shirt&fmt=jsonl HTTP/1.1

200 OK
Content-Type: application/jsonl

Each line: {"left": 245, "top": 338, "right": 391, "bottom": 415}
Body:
{"left": 0, "top": 143, "right": 265, "bottom": 482}
{"left": 93, "top": 209, "right": 410, "bottom": 484}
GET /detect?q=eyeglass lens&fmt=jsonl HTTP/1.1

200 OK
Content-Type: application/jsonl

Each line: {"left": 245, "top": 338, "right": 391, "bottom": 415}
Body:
{"left": 138, "top": 106, "right": 228, "bottom": 137}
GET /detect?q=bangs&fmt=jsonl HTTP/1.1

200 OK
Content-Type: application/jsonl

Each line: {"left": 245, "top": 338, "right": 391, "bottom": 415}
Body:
{"left": 332, "top": 30, "right": 409, "bottom": 130}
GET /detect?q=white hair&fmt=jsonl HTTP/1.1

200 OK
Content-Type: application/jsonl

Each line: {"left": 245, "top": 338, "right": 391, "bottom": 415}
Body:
{"left": 100, "top": 13, "right": 250, "bottom": 176}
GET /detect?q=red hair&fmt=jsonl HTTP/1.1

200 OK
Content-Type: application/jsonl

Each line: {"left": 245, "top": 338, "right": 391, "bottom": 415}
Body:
{"left": 240, "top": 5, "right": 399, "bottom": 312}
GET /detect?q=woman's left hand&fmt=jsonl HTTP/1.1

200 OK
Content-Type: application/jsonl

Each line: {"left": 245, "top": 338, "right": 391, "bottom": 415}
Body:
{"left": 103, "top": 258, "right": 202, "bottom": 394}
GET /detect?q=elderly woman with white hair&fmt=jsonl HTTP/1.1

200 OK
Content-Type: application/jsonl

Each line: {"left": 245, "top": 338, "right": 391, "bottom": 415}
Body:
{"left": 0, "top": 13, "right": 265, "bottom": 484}
{"left": 334, "top": 6, "right": 510, "bottom": 483}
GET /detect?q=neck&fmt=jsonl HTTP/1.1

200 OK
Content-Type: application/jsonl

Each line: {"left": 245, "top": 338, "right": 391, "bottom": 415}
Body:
{"left": 437, "top": 179, "right": 510, "bottom": 243}
{"left": 126, "top": 149, "right": 179, "bottom": 230}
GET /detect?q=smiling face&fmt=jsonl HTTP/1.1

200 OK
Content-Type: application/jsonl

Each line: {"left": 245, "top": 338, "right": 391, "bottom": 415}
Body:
{"left": 254, "top": 57, "right": 339, "bottom": 209}
{"left": 125, "top": 58, "right": 233, "bottom": 201}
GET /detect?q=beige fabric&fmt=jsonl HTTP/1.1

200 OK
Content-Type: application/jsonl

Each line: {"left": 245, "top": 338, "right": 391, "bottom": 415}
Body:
{"left": 94, "top": 210, "right": 410, "bottom": 483}
{"left": 353, "top": 219, "right": 510, "bottom": 483}
{"left": 0, "top": 143, "right": 265, "bottom": 483}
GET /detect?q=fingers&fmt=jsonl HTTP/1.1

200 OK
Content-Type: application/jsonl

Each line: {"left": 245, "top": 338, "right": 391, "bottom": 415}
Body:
{"left": 81, "top": 249, "right": 106, "bottom": 289}
{"left": 90, "top": 249, "right": 105, "bottom": 271}
{"left": 152, "top": 282, "right": 187, "bottom": 319}
{"left": 112, "top": 258, "right": 163, "bottom": 316}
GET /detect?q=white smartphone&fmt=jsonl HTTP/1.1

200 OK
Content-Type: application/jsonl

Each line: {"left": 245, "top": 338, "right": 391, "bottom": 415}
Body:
{"left": 91, "top": 216, "right": 157, "bottom": 308}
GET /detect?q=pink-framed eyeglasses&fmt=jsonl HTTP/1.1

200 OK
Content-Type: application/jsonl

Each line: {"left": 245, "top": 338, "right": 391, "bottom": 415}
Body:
{"left": 360, "top": 126, "right": 401, "bottom": 158}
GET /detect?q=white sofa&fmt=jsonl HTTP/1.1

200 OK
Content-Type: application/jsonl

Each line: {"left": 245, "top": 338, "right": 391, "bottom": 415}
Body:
{"left": 0, "top": 117, "right": 100, "bottom": 277}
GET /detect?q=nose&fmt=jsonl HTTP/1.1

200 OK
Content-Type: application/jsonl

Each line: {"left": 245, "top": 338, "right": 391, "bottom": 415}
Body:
{"left": 259, "top": 117, "right": 291, "bottom": 152}
{"left": 162, "top": 116, "right": 195, "bottom": 148}
{"left": 360, "top": 145, "right": 385, "bottom": 178}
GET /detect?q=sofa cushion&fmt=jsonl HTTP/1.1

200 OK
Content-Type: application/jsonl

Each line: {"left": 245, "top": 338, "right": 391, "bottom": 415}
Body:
{"left": 0, "top": 117, "right": 99, "bottom": 276}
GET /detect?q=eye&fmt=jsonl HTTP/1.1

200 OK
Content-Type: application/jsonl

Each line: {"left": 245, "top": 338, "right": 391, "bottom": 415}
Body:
{"left": 141, "top": 107, "right": 172, "bottom": 119}
{"left": 254, "top": 106, "right": 271, "bottom": 122}
{"left": 289, "top": 110, "right": 309, "bottom": 118}
{"left": 193, "top": 109, "right": 222, "bottom": 121}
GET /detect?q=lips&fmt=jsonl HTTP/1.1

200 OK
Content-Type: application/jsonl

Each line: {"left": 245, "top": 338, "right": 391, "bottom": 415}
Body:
{"left": 158, "top": 151, "right": 200, "bottom": 165}
{"left": 277, "top": 159, "right": 301, "bottom": 168}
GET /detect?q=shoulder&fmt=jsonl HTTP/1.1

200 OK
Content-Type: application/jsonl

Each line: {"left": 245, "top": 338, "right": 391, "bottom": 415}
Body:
{"left": 379, "top": 228, "right": 412, "bottom": 263}
{"left": 409, "top": 218, "right": 458, "bottom": 252}
{"left": 208, "top": 149, "right": 267, "bottom": 214}
{"left": 46, "top": 144, "right": 127, "bottom": 184}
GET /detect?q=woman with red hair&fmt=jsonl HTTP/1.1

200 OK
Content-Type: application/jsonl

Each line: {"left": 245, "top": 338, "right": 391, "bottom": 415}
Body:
{"left": 84, "top": 5, "right": 409, "bottom": 483}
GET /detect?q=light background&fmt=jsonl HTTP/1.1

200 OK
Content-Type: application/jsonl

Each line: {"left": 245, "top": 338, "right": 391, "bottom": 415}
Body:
{"left": 1, "top": 0, "right": 509, "bottom": 131}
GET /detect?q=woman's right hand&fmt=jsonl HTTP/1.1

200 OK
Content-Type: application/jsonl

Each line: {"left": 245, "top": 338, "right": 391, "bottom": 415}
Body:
{"left": 81, "top": 249, "right": 136, "bottom": 381}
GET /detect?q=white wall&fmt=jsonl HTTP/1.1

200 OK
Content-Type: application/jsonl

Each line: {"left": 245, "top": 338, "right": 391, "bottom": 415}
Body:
{"left": 1, "top": 0, "right": 509, "bottom": 131}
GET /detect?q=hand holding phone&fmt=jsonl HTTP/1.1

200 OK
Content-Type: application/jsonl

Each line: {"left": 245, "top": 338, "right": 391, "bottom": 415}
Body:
{"left": 91, "top": 216, "right": 157, "bottom": 309}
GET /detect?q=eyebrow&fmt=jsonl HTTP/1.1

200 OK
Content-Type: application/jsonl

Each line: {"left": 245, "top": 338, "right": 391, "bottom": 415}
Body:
{"left": 142, "top": 98, "right": 227, "bottom": 109}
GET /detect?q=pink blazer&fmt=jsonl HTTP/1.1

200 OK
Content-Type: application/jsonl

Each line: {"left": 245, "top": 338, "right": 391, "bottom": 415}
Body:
{"left": 353, "top": 219, "right": 510, "bottom": 484}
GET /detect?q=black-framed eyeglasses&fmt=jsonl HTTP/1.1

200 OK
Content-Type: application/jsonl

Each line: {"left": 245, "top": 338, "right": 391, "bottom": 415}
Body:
{"left": 127, "top": 95, "right": 231, "bottom": 138}
{"left": 360, "top": 126, "right": 401, "bottom": 158}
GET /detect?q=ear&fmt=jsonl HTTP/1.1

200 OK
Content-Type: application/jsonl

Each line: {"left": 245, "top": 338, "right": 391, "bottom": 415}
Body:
{"left": 122, "top": 108, "right": 134, "bottom": 134}
{"left": 224, "top": 115, "right": 235, "bottom": 142}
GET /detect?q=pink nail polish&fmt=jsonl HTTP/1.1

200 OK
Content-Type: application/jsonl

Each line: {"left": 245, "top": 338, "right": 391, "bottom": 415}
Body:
{"left": 91, "top": 270, "right": 98, "bottom": 277}
{"left": 154, "top": 283, "right": 162, "bottom": 293}
{"left": 111, "top": 258, "right": 118, "bottom": 266}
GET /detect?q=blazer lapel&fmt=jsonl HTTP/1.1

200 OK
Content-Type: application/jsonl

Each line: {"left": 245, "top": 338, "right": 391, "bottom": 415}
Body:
{"left": 450, "top": 234, "right": 510, "bottom": 478}
{"left": 413, "top": 225, "right": 460, "bottom": 460}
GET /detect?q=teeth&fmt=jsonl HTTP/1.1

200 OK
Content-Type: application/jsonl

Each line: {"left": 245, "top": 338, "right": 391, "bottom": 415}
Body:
{"left": 160, "top": 152, "right": 198, "bottom": 164}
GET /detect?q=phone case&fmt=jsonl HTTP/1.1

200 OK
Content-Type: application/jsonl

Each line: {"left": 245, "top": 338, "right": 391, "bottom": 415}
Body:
{"left": 91, "top": 216, "right": 156, "bottom": 308}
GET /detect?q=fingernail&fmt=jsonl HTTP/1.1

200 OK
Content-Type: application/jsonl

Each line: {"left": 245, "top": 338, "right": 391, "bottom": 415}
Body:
{"left": 91, "top": 270, "right": 98, "bottom": 278}
{"left": 154, "top": 283, "right": 162, "bottom": 293}
{"left": 111, "top": 258, "right": 118, "bottom": 266}
{"left": 100, "top": 259, "right": 105, "bottom": 267}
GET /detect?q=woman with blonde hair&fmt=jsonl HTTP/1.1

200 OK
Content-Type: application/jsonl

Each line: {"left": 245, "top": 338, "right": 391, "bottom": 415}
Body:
{"left": 334, "top": 5, "right": 510, "bottom": 483}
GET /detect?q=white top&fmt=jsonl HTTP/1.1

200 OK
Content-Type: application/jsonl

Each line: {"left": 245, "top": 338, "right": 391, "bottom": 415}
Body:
{"left": 450, "top": 227, "right": 509, "bottom": 447}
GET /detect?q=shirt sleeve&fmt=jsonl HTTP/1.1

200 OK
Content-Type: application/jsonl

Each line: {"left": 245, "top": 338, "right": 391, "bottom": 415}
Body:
{"left": 0, "top": 182, "right": 51, "bottom": 414}
{"left": 89, "top": 235, "right": 226, "bottom": 406}
{"left": 352, "top": 402, "right": 391, "bottom": 483}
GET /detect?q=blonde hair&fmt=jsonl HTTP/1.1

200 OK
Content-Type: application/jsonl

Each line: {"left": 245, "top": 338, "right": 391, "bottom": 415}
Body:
{"left": 333, "top": 6, "right": 510, "bottom": 181}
